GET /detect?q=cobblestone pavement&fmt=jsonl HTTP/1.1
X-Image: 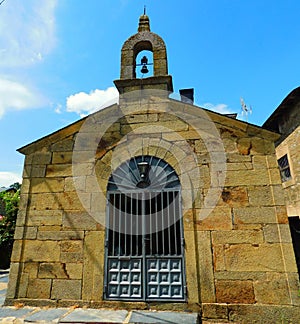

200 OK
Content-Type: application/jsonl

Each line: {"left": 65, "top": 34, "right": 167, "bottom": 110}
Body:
{"left": 0, "top": 271, "right": 199, "bottom": 323}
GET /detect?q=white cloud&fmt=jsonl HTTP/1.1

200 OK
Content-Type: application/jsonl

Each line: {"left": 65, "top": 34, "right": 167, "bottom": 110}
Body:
{"left": 0, "top": 172, "right": 22, "bottom": 187}
{"left": 66, "top": 87, "right": 119, "bottom": 117}
{"left": 0, "top": 0, "right": 58, "bottom": 67}
{"left": 202, "top": 102, "right": 236, "bottom": 115}
{"left": 0, "top": 78, "right": 44, "bottom": 117}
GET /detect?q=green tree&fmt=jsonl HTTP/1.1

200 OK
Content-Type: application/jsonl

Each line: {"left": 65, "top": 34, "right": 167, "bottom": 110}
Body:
{"left": 0, "top": 187, "right": 20, "bottom": 268}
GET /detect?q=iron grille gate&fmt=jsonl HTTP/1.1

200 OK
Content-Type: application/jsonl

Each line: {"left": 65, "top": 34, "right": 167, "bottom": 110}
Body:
{"left": 104, "top": 190, "right": 186, "bottom": 301}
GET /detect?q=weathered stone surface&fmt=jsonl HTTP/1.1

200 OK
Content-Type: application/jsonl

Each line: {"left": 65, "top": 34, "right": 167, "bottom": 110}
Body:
{"left": 202, "top": 303, "right": 228, "bottom": 320}
{"left": 65, "top": 263, "right": 83, "bottom": 279}
{"left": 37, "top": 230, "right": 84, "bottom": 240}
{"left": 51, "top": 279, "right": 82, "bottom": 300}
{"left": 51, "top": 138, "right": 74, "bottom": 152}
{"left": 196, "top": 231, "right": 215, "bottom": 303}
{"left": 228, "top": 304, "right": 300, "bottom": 323}
{"left": 225, "top": 169, "right": 270, "bottom": 186}
{"left": 52, "top": 152, "right": 73, "bottom": 164}
{"left": 27, "top": 210, "right": 63, "bottom": 226}
{"left": 14, "top": 226, "right": 37, "bottom": 240}
{"left": 212, "top": 230, "right": 263, "bottom": 245}
{"left": 263, "top": 224, "right": 292, "bottom": 243}
{"left": 224, "top": 244, "right": 285, "bottom": 272}
{"left": 60, "top": 240, "right": 83, "bottom": 263}
{"left": 82, "top": 231, "right": 104, "bottom": 301}
{"left": 248, "top": 185, "right": 274, "bottom": 206}
{"left": 46, "top": 164, "right": 73, "bottom": 177}
{"left": 63, "top": 212, "right": 98, "bottom": 230}
{"left": 27, "top": 279, "right": 51, "bottom": 299}
{"left": 215, "top": 280, "right": 255, "bottom": 304}
{"left": 233, "top": 206, "right": 277, "bottom": 224}
{"left": 21, "top": 240, "right": 60, "bottom": 262}
{"left": 221, "top": 187, "right": 249, "bottom": 207}
{"left": 254, "top": 275, "right": 292, "bottom": 305}
{"left": 237, "top": 138, "right": 251, "bottom": 155}
{"left": 31, "top": 178, "right": 65, "bottom": 193}
{"left": 38, "top": 263, "right": 69, "bottom": 279}
{"left": 196, "top": 207, "right": 232, "bottom": 231}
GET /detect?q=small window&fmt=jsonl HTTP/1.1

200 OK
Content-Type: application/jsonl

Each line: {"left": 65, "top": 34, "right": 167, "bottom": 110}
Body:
{"left": 278, "top": 154, "right": 292, "bottom": 182}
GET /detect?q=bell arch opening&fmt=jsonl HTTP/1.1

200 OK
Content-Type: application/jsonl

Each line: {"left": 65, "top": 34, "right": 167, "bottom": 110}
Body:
{"left": 104, "top": 156, "right": 187, "bottom": 302}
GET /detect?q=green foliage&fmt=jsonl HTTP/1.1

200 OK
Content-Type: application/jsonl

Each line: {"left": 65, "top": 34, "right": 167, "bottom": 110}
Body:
{"left": 0, "top": 188, "right": 20, "bottom": 245}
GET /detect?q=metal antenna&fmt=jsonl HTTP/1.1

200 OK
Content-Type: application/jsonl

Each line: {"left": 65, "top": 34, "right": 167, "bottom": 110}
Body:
{"left": 0, "top": 0, "right": 7, "bottom": 5}
{"left": 240, "top": 97, "right": 252, "bottom": 122}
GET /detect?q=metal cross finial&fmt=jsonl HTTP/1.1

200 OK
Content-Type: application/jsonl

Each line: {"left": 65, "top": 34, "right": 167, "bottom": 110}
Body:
{"left": 144, "top": 5, "right": 146, "bottom": 15}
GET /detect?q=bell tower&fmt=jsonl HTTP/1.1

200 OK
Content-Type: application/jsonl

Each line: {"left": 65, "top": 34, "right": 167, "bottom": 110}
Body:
{"left": 114, "top": 12, "right": 173, "bottom": 94}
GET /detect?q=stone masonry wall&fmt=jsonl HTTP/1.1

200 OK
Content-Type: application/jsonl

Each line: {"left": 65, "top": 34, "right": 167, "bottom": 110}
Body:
{"left": 6, "top": 99, "right": 300, "bottom": 320}
{"left": 276, "top": 125, "right": 300, "bottom": 217}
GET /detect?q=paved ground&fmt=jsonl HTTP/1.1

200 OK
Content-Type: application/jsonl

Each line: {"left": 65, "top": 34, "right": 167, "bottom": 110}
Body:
{"left": 0, "top": 270, "right": 200, "bottom": 323}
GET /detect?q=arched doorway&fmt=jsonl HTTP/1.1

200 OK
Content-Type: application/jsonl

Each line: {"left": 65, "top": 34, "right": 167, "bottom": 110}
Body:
{"left": 104, "top": 156, "right": 186, "bottom": 301}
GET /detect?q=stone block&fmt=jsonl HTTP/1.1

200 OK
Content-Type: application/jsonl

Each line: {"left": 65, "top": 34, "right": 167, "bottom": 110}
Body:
{"left": 29, "top": 192, "right": 89, "bottom": 211}
{"left": 60, "top": 240, "right": 83, "bottom": 263}
{"left": 27, "top": 210, "right": 63, "bottom": 226}
{"left": 263, "top": 224, "right": 292, "bottom": 243}
{"left": 31, "top": 152, "right": 52, "bottom": 165}
{"left": 31, "top": 178, "right": 65, "bottom": 193}
{"left": 64, "top": 176, "right": 86, "bottom": 192}
{"left": 275, "top": 206, "right": 289, "bottom": 224}
{"left": 233, "top": 206, "right": 277, "bottom": 224}
{"left": 22, "top": 240, "right": 60, "bottom": 262}
{"left": 65, "top": 263, "right": 83, "bottom": 279}
{"left": 224, "top": 244, "right": 285, "bottom": 272}
{"left": 14, "top": 226, "right": 37, "bottom": 240}
{"left": 202, "top": 303, "right": 228, "bottom": 319}
{"left": 228, "top": 304, "right": 300, "bottom": 323}
{"left": 226, "top": 162, "right": 253, "bottom": 170}
{"left": 248, "top": 186, "right": 274, "bottom": 206}
{"left": 225, "top": 169, "right": 270, "bottom": 186}
{"left": 215, "top": 280, "right": 255, "bottom": 304}
{"left": 46, "top": 164, "right": 73, "bottom": 177}
{"left": 213, "top": 244, "right": 226, "bottom": 271}
{"left": 252, "top": 155, "right": 268, "bottom": 169}
{"left": 52, "top": 152, "right": 73, "bottom": 164}
{"left": 51, "top": 279, "right": 82, "bottom": 300}
{"left": 197, "top": 231, "right": 216, "bottom": 303}
{"left": 27, "top": 279, "right": 51, "bottom": 299}
{"left": 82, "top": 231, "right": 105, "bottom": 301}
{"left": 37, "top": 230, "right": 84, "bottom": 240}
{"left": 221, "top": 187, "right": 249, "bottom": 207}
{"left": 212, "top": 229, "right": 264, "bottom": 245}
{"left": 63, "top": 211, "right": 98, "bottom": 230}
{"left": 254, "top": 275, "right": 292, "bottom": 305}
{"left": 237, "top": 138, "right": 251, "bottom": 155}
{"left": 38, "top": 263, "right": 69, "bottom": 279}
{"left": 31, "top": 165, "right": 47, "bottom": 178}
{"left": 51, "top": 138, "right": 74, "bottom": 152}
{"left": 184, "top": 230, "right": 201, "bottom": 304}
{"left": 23, "top": 262, "right": 39, "bottom": 278}
{"left": 214, "top": 271, "right": 267, "bottom": 281}
{"left": 196, "top": 207, "right": 232, "bottom": 231}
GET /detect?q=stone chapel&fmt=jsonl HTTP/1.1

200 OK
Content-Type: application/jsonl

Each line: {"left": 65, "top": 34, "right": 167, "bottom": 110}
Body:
{"left": 5, "top": 13, "right": 300, "bottom": 323}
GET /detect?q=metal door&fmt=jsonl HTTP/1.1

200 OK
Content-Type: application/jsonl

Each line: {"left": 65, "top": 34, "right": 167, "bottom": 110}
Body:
{"left": 104, "top": 156, "right": 186, "bottom": 302}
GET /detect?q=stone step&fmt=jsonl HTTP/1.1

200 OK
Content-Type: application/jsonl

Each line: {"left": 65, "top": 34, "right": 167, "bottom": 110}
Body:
{"left": 0, "top": 307, "right": 200, "bottom": 324}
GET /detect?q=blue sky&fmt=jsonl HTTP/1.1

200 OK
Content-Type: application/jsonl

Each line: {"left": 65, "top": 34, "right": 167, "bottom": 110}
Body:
{"left": 0, "top": 0, "right": 300, "bottom": 186}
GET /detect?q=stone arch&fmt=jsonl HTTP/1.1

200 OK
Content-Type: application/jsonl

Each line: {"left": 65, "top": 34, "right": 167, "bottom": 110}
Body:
{"left": 120, "top": 31, "right": 168, "bottom": 79}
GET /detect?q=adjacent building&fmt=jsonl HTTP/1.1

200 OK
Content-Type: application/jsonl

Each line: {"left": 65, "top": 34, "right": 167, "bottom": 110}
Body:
{"left": 263, "top": 87, "right": 300, "bottom": 277}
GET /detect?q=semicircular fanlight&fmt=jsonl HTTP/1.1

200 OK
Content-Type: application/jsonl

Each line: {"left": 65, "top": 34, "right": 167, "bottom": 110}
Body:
{"left": 107, "top": 156, "right": 180, "bottom": 191}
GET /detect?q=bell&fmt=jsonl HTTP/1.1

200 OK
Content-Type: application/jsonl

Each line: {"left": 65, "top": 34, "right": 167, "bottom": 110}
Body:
{"left": 141, "top": 56, "right": 148, "bottom": 65}
{"left": 141, "top": 64, "right": 149, "bottom": 74}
